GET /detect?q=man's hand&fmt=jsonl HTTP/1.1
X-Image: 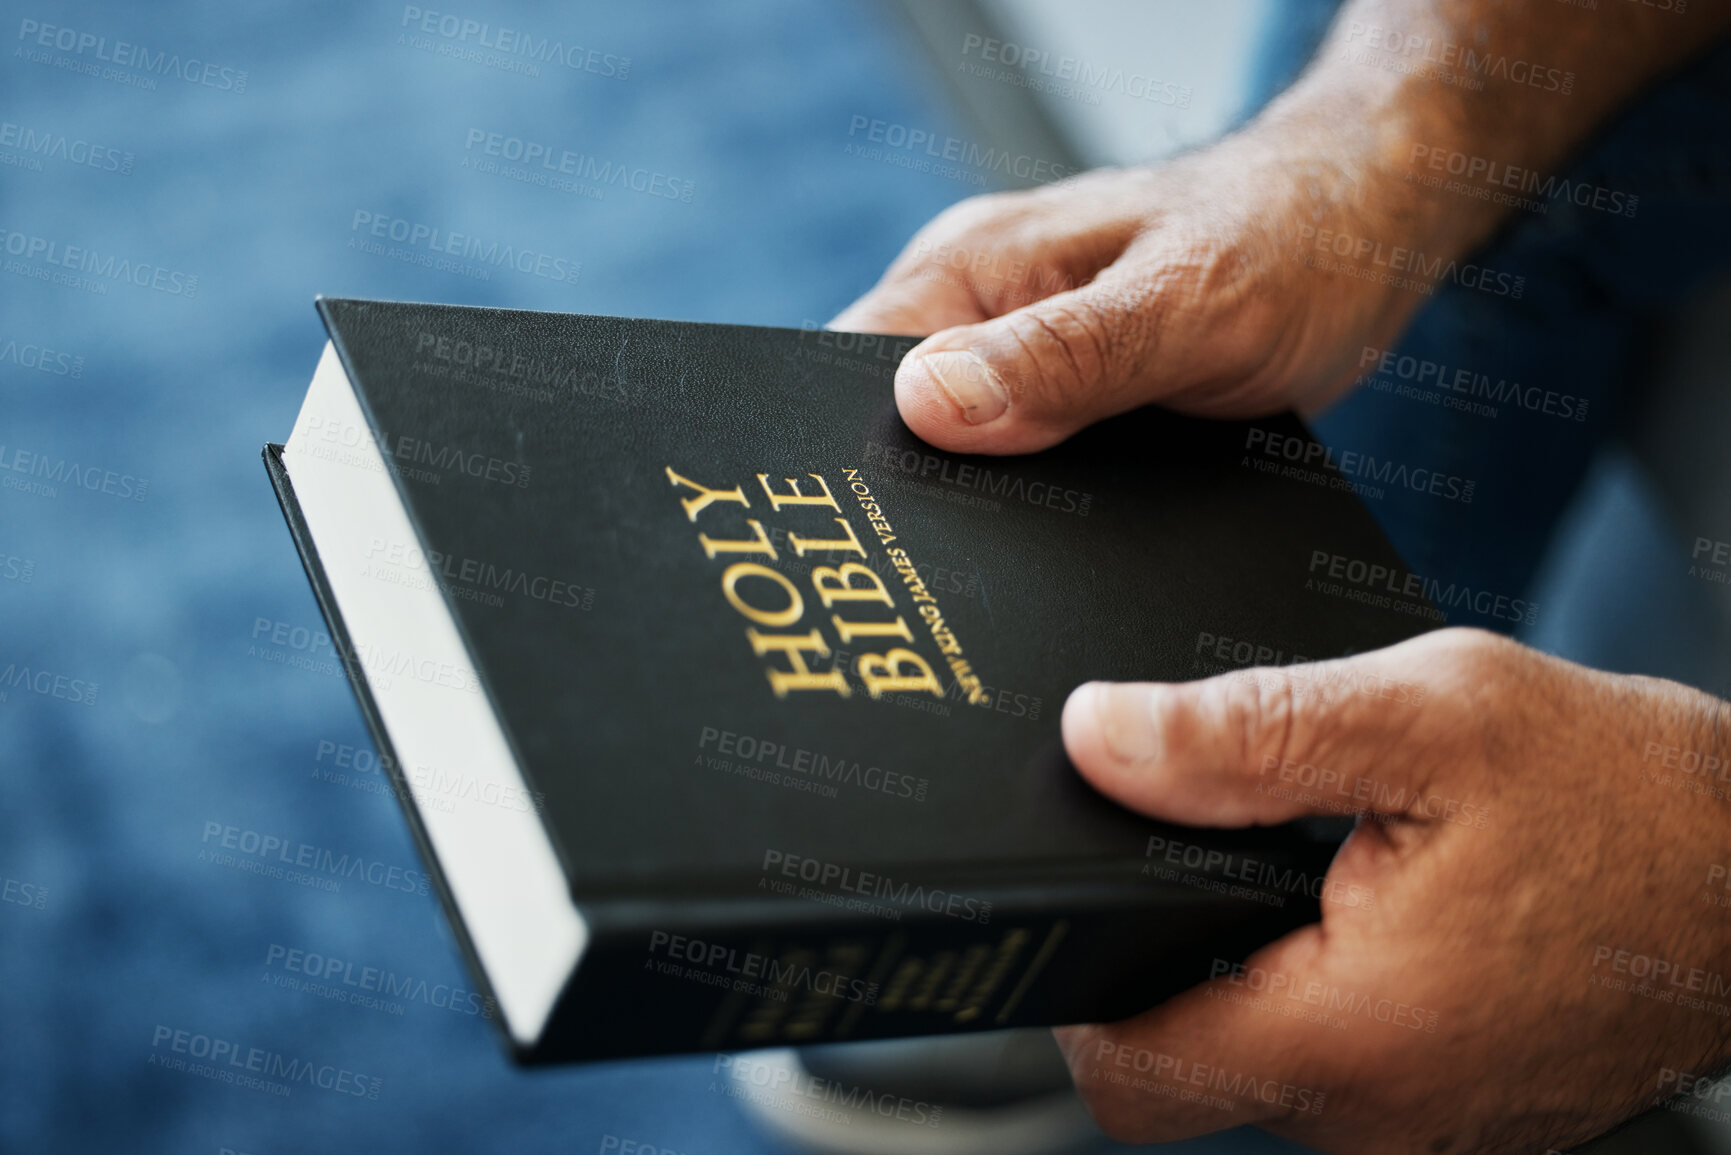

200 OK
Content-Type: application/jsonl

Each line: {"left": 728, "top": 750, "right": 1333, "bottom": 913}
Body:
{"left": 1054, "top": 628, "right": 1731, "bottom": 1153}
{"left": 832, "top": 139, "right": 1441, "bottom": 455}
{"left": 833, "top": 0, "right": 1731, "bottom": 456}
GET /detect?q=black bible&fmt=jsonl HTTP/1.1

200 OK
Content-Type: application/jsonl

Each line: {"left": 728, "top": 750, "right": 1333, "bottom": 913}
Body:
{"left": 263, "top": 297, "right": 1428, "bottom": 1064}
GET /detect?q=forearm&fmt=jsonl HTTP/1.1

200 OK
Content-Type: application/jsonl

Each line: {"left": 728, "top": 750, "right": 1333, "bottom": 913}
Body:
{"left": 1245, "top": 0, "right": 1731, "bottom": 259}
{"left": 841, "top": 0, "right": 1731, "bottom": 442}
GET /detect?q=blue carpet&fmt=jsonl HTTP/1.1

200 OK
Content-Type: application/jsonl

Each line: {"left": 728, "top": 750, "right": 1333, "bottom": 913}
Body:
{"left": 0, "top": 2, "right": 983, "bottom": 1151}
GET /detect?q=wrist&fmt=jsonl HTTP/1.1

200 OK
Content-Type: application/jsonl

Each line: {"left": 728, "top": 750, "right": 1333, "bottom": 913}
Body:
{"left": 1243, "top": 58, "right": 1498, "bottom": 269}
{"left": 1643, "top": 678, "right": 1731, "bottom": 1077}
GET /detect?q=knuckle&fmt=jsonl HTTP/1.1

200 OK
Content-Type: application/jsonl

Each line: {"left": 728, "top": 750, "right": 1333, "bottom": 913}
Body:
{"left": 884, "top": 201, "right": 1029, "bottom": 297}
{"left": 1422, "top": 624, "right": 1501, "bottom": 654}
{"left": 906, "top": 192, "right": 1022, "bottom": 257}
{"left": 1186, "top": 233, "right": 1259, "bottom": 300}
{"left": 1196, "top": 672, "right": 1301, "bottom": 784}
{"left": 1247, "top": 670, "right": 1304, "bottom": 771}
{"left": 1122, "top": 233, "right": 1262, "bottom": 370}
{"left": 998, "top": 299, "right": 1114, "bottom": 408}
{"left": 1414, "top": 626, "right": 1516, "bottom": 689}
{"left": 937, "top": 189, "right": 1025, "bottom": 229}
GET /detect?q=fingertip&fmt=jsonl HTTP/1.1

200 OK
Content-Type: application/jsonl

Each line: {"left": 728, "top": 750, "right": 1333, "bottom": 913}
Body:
{"left": 830, "top": 279, "right": 992, "bottom": 341}
{"left": 894, "top": 345, "right": 1010, "bottom": 450}
{"left": 1061, "top": 681, "right": 1109, "bottom": 770}
{"left": 924, "top": 349, "right": 1010, "bottom": 425}
{"left": 1062, "top": 681, "right": 1273, "bottom": 827}
{"left": 893, "top": 352, "right": 965, "bottom": 445}
{"left": 828, "top": 302, "right": 906, "bottom": 334}
{"left": 1064, "top": 680, "right": 1170, "bottom": 803}
{"left": 1079, "top": 681, "right": 1163, "bottom": 762}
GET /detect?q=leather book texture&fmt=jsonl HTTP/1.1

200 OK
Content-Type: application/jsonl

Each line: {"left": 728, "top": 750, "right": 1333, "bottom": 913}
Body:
{"left": 265, "top": 297, "right": 1431, "bottom": 1061}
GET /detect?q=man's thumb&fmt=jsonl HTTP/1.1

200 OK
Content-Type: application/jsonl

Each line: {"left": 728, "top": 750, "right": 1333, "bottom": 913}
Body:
{"left": 1061, "top": 652, "right": 1447, "bottom": 828}
{"left": 894, "top": 280, "right": 1156, "bottom": 455}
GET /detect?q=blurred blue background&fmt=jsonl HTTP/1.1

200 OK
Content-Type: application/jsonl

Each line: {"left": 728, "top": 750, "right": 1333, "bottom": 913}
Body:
{"left": 6, "top": 1, "right": 1731, "bottom": 1152}
{"left": 0, "top": 1, "right": 1304, "bottom": 1152}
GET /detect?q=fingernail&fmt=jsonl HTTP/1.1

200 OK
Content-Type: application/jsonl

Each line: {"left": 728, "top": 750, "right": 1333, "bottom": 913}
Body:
{"left": 1097, "top": 683, "right": 1161, "bottom": 766}
{"left": 920, "top": 350, "right": 1008, "bottom": 425}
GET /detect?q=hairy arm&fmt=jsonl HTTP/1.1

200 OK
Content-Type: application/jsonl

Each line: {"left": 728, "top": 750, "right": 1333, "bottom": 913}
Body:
{"left": 1269, "top": 0, "right": 1731, "bottom": 263}
{"left": 836, "top": 0, "right": 1731, "bottom": 452}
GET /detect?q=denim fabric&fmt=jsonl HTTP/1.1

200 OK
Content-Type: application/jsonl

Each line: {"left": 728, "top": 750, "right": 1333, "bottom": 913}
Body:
{"left": 1249, "top": 4, "right": 1731, "bottom": 631}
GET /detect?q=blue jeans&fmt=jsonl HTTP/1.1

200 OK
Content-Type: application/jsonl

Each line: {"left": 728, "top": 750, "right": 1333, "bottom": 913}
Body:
{"left": 1246, "top": 4, "right": 1731, "bottom": 631}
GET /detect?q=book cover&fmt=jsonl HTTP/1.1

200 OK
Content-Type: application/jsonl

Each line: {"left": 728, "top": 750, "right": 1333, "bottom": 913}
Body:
{"left": 264, "top": 297, "right": 1427, "bottom": 1063}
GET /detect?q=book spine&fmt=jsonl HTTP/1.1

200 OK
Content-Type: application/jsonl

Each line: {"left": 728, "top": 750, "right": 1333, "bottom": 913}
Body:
{"left": 530, "top": 881, "right": 1320, "bottom": 1063}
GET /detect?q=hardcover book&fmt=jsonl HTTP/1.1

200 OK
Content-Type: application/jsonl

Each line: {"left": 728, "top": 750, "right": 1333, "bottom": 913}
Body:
{"left": 264, "top": 297, "right": 1427, "bottom": 1064}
